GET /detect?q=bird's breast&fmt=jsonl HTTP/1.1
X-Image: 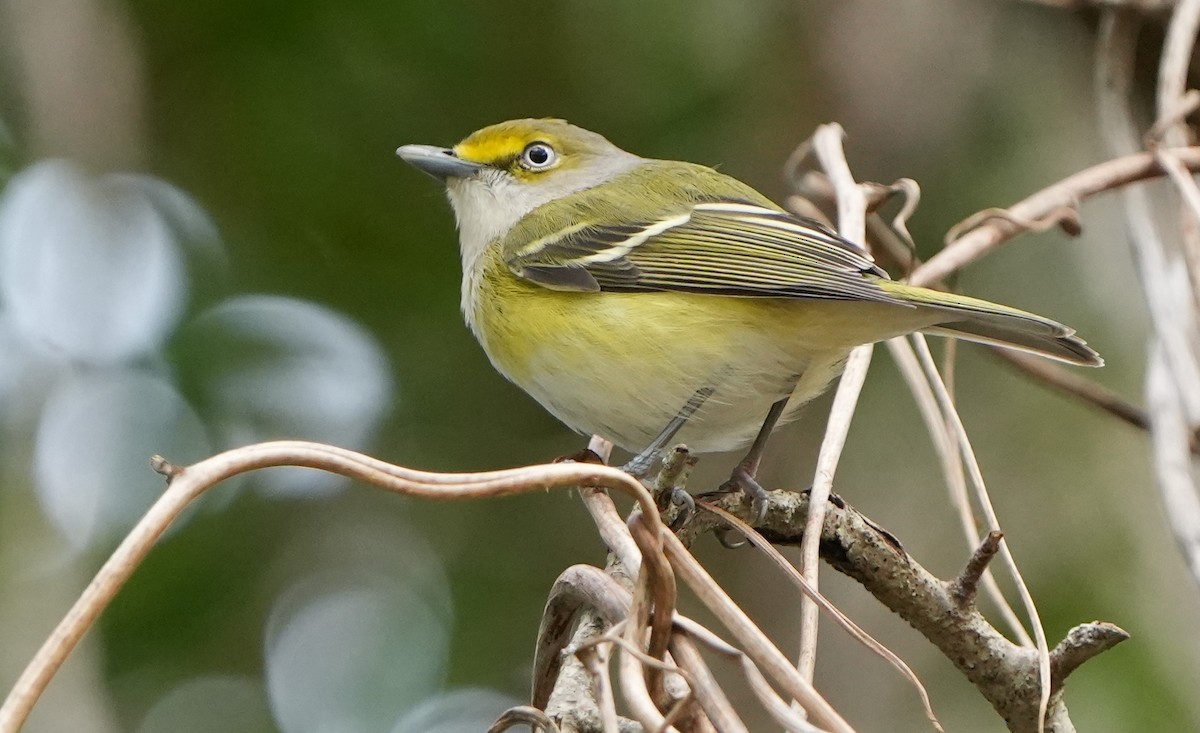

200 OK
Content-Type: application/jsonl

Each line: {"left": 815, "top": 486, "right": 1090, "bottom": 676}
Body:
{"left": 463, "top": 247, "right": 872, "bottom": 452}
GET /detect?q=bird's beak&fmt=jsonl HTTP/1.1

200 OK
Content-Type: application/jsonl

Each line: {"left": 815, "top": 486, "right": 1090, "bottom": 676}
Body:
{"left": 396, "top": 144, "right": 485, "bottom": 180}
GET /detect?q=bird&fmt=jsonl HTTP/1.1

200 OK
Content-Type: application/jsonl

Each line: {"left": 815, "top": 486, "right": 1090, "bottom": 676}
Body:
{"left": 397, "top": 118, "right": 1101, "bottom": 512}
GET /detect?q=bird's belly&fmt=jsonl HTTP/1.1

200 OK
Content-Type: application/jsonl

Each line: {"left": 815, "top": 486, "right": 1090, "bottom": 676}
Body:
{"left": 471, "top": 279, "right": 864, "bottom": 453}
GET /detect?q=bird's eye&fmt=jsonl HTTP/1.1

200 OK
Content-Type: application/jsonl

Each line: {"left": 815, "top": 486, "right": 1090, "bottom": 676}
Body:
{"left": 520, "top": 142, "right": 557, "bottom": 170}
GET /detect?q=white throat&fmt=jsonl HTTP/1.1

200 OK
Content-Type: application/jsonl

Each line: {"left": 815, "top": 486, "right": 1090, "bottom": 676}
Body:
{"left": 445, "top": 153, "right": 642, "bottom": 328}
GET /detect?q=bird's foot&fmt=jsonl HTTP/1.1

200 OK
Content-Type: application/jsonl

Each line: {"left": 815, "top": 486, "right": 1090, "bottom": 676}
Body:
{"left": 667, "top": 487, "right": 696, "bottom": 531}
{"left": 724, "top": 464, "right": 771, "bottom": 526}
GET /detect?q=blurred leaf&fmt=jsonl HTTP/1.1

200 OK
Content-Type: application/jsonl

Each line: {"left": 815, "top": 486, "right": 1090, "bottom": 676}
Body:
{"left": 173, "top": 294, "right": 394, "bottom": 497}
{"left": 32, "top": 368, "right": 211, "bottom": 550}
{"left": 0, "top": 161, "right": 189, "bottom": 364}
{"left": 265, "top": 581, "right": 449, "bottom": 733}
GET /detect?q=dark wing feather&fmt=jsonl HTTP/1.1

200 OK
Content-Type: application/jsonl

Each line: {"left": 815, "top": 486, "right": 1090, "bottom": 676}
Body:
{"left": 506, "top": 201, "right": 903, "bottom": 304}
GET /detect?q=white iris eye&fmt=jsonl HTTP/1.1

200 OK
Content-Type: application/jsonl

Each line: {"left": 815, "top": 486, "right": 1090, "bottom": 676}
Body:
{"left": 520, "top": 142, "right": 557, "bottom": 170}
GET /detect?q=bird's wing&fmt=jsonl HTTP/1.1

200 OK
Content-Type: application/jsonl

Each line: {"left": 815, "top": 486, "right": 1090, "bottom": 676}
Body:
{"left": 504, "top": 200, "right": 902, "bottom": 304}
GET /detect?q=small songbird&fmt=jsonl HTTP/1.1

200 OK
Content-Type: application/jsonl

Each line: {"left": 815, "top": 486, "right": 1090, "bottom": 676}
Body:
{"left": 397, "top": 119, "right": 1100, "bottom": 509}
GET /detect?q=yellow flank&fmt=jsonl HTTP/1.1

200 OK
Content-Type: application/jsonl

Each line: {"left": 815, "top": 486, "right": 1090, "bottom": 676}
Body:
{"left": 469, "top": 245, "right": 937, "bottom": 452}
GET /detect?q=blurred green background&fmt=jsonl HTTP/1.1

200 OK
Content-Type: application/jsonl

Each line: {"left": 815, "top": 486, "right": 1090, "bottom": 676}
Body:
{"left": 0, "top": 1, "right": 1195, "bottom": 731}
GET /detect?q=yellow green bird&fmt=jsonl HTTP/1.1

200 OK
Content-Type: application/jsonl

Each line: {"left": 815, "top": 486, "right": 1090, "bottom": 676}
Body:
{"left": 398, "top": 119, "right": 1100, "bottom": 509}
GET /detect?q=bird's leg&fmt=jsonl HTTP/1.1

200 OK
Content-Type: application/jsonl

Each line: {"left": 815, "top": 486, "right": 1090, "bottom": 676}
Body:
{"left": 621, "top": 386, "right": 714, "bottom": 477}
{"left": 728, "top": 395, "right": 790, "bottom": 525}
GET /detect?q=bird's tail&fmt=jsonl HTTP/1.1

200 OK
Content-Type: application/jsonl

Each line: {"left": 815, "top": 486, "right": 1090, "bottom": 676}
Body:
{"left": 878, "top": 281, "right": 1103, "bottom": 367}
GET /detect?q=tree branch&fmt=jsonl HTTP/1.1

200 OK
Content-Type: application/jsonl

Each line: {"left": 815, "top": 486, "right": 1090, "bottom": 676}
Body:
{"left": 910, "top": 146, "right": 1200, "bottom": 287}
{"left": 680, "top": 489, "right": 1129, "bottom": 733}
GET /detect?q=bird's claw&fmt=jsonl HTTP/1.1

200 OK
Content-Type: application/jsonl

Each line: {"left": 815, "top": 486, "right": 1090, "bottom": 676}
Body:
{"left": 716, "top": 526, "right": 747, "bottom": 549}
{"left": 667, "top": 487, "right": 695, "bottom": 531}
{"left": 730, "top": 466, "right": 770, "bottom": 525}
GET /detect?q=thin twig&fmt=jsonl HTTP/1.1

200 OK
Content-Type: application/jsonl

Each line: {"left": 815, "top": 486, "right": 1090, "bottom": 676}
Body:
{"left": 886, "top": 339, "right": 1034, "bottom": 647}
{"left": 488, "top": 705, "right": 561, "bottom": 733}
{"left": 944, "top": 207, "right": 1082, "bottom": 245}
{"left": 1098, "top": 5, "right": 1200, "bottom": 589}
{"left": 910, "top": 145, "right": 1200, "bottom": 287}
{"left": 701, "top": 502, "right": 943, "bottom": 732}
{"left": 616, "top": 615, "right": 678, "bottom": 733}
{"left": 0, "top": 442, "right": 672, "bottom": 733}
{"left": 991, "top": 348, "right": 1161, "bottom": 437}
{"left": 909, "top": 337, "right": 1054, "bottom": 733}
{"left": 628, "top": 514, "right": 678, "bottom": 703}
{"left": 740, "top": 659, "right": 828, "bottom": 733}
{"left": 668, "top": 636, "right": 747, "bottom": 733}
{"left": 661, "top": 530, "right": 856, "bottom": 733}
{"left": 949, "top": 530, "right": 1005, "bottom": 608}
{"left": 575, "top": 644, "right": 621, "bottom": 733}
{"left": 887, "top": 177, "right": 922, "bottom": 251}
{"left": 1019, "top": 0, "right": 1176, "bottom": 8}
{"left": 1155, "top": 0, "right": 1200, "bottom": 313}
{"left": 796, "top": 123, "right": 874, "bottom": 689}
{"left": 547, "top": 613, "right": 631, "bottom": 732}
{"left": 793, "top": 172, "right": 1160, "bottom": 456}
{"left": 1049, "top": 622, "right": 1131, "bottom": 683}
{"left": 1147, "top": 346, "right": 1200, "bottom": 576}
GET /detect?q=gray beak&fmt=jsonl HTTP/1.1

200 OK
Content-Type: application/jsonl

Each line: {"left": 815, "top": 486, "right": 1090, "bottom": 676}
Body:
{"left": 396, "top": 144, "right": 485, "bottom": 180}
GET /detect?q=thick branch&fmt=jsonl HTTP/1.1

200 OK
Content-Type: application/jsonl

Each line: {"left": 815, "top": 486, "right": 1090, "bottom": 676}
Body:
{"left": 680, "top": 489, "right": 1129, "bottom": 733}
{"left": 533, "top": 565, "right": 632, "bottom": 710}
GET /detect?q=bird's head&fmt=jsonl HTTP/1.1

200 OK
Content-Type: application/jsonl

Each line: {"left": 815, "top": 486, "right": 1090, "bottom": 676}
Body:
{"left": 398, "top": 119, "right": 642, "bottom": 249}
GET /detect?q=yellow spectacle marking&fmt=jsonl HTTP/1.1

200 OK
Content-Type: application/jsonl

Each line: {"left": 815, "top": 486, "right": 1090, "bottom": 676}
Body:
{"left": 454, "top": 135, "right": 526, "bottom": 166}
{"left": 454, "top": 120, "right": 564, "bottom": 166}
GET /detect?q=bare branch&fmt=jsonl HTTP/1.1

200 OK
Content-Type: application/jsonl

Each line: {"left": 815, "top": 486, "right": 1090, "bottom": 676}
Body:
{"left": 740, "top": 659, "right": 828, "bottom": 733}
{"left": 789, "top": 175, "right": 1156, "bottom": 447}
{"left": 575, "top": 639, "right": 621, "bottom": 733}
{"left": 488, "top": 706, "right": 562, "bottom": 733}
{"left": 1019, "top": 0, "right": 1175, "bottom": 9}
{"left": 667, "top": 636, "right": 747, "bottom": 733}
{"left": 797, "top": 123, "right": 875, "bottom": 689}
{"left": 683, "top": 490, "right": 1129, "bottom": 733}
{"left": 0, "top": 442, "right": 673, "bottom": 733}
{"left": 949, "top": 530, "right": 1005, "bottom": 608}
{"left": 616, "top": 618, "right": 678, "bottom": 733}
{"left": 1147, "top": 347, "right": 1200, "bottom": 576}
{"left": 533, "top": 566, "right": 631, "bottom": 709}
{"left": 886, "top": 339, "right": 1034, "bottom": 648}
{"left": 1098, "top": 5, "right": 1200, "bottom": 589}
{"left": 944, "top": 206, "right": 1082, "bottom": 245}
{"left": 1049, "top": 623, "right": 1131, "bottom": 683}
{"left": 909, "top": 146, "right": 1200, "bottom": 287}
{"left": 907, "top": 336, "right": 1055, "bottom": 732}
{"left": 700, "top": 502, "right": 943, "bottom": 732}
{"left": 628, "top": 514, "right": 678, "bottom": 702}
{"left": 547, "top": 614, "right": 636, "bottom": 733}
{"left": 661, "top": 530, "right": 856, "bottom": 733}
